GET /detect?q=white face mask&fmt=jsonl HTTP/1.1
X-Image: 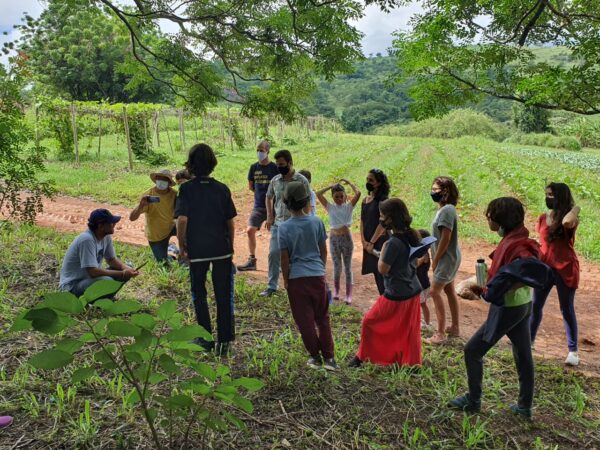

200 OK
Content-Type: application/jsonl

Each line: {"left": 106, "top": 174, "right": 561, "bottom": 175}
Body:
{"left": 257, "top": 151, "right": 267, "bottom": 162}
{"left": 155, "top": 180, "right": 169, "bottom": 190}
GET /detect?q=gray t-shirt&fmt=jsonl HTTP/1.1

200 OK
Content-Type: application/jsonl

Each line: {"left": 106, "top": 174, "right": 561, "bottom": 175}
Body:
{"left": 277, "top": 215, "right": 327, "bottom": 279}
{"left": 431, "top": 204, "right": 461, "bottom": 283}
{"left": 59, "top": 230, "right": 116, "bottom": 291}
{"left": 266, "top": 172, "right": 309, "bottom": 224}
{"left": 381, "top": 235, "right": 422, "bottom": 301}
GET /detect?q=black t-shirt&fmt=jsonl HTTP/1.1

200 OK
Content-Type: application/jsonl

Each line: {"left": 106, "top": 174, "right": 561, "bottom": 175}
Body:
{"left": 417, "top": 259, "right": 431, "bottom": 290}
{"left": 175, "top": 177, "right": 237, "bottom": 259}
{"left": 248, "top": 161, "right": 279, "bottom": 209}
{"left": 381, "top": 235, "right": 422, "bottom": 301}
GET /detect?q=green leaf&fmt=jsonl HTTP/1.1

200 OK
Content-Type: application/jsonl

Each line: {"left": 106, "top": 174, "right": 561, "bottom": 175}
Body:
{"left": 148, "top": 373, "right": 168, "bottom": 385}
{"left": 108, "top": 300, "right": 143, "bottom": 316}
{"left": 10, "top": 311, "right": 32, "bottom": 332}
{"left": 157, "top": 300, "right": 177, "bottom": 320}
{"left": 80, "top": 332, "right": 97, "bottom": 343}
{"left": 92, "top": 318, "right": 108, "bottom": 336}
{"left": 94, "top": 349, "right": 113, "bottom": 364}
{"left": 41, "top": 292, "right": 84, "bottom": 314}
{"left": 233, "top": 377, "right": 265, "bottom": 392}
{"left": 166, "top": 394, "right": 193, "bottom": 409}
{"left": 147, "top": 407, "right": 158, "bottom": 423}
{"left": 188, "top": 382, "right": 211, "bottom": 395}
{"left": 107, "top": 320, "right": 141, "bottom": 337}
{"left": 55, "top": 338, "right": 84, "bottom": 354}
{"left": 72, "top": 367, "right": 97, "bottom": 383}
{"left": 25, "top": 308, "right": 69, "bottom": 335}
{"left": 92, "top": 299, "right": 115, "bottom": 312}
{"left": 231, "top": 394, "right": 254, "bottom": 413}
{"left": 223, "top": 411, "right": 246, "bottom": 430}
{"left": 215, "top": 385, "right": 237, "bottom": 395}
{"left": 124, "top": 351, "right": 143, "bottom": 363}
{"left": 81, "top": 279, "right": 123, "bottom": 303}
{"left": 158, "top": 354, "right": 181, "bottom": 374}
{"left": 165, "top": 324, "right": 212, "bottom": 342}
{"left": 29, "top": 349, "right": 73, "bottom": 369}
{"left": 194, "top": 363, "right": 216, "bottom": 382}
{"left": 131, "top": 313, "right": 156, "bottom": 330}
{"left": 125, "top": 388, "right": 141, "bottom": 406}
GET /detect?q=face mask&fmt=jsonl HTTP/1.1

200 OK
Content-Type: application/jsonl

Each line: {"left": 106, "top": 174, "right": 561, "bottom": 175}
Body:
{"left": 545, "top": 198, "right": 555, "bottom": 210}
{"left": 278, "top": 165, "right": 290, "bottom": 176}
{"left": 366, "top": 182, "right": 375, "bottom": 192}
{"left": 497, "top": 226, "right": 505, "bottom": 237}
{"left": 430, "top": 191, "right": 443, "bottom": 203}
{"left": 156, "top": 180, "right": 169, "bottom": 190}
{"left": 379, "top": 218, "right": 392, "bottom": 230}
{"left": 257, "top": 151, "right": 267, "bottom": 162}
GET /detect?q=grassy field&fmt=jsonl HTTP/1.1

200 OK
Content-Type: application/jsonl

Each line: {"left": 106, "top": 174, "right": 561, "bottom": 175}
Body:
{"left": 1, "top": 222, "right": 599, "bottom": 448}
{"left": 40, "top": 130, "right": 600, "bottom": 261}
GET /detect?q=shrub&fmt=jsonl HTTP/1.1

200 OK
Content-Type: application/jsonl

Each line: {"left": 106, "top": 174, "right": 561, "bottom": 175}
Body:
{"left": 341, "top": 101, "right": 400, "bottom": 133}
{"left": 553, "top": 116, "right": 600, "bottom": 148}
{"left": 513, "top": 105, "right": 550, "bottom": 133}
{"left": 505, "top": 132, "right": 581, "bottom": 151}
{"left": 375, "top": 109, "right": 509, "bottom": 141}
{"left": 11, "top": 280, "right": 264, "bottom": 449}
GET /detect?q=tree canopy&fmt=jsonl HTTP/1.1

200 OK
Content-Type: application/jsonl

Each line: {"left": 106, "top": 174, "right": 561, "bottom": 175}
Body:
{"left": 391, "top": 0, "right": 600, "bottom": 119}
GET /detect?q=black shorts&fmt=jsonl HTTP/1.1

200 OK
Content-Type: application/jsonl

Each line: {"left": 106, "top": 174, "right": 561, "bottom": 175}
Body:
{"left": 248, "top": 207, "right": 268, "bottom": 229}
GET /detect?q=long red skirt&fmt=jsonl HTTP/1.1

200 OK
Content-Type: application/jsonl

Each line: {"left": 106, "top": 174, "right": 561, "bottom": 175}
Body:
{"left": 357, "top": 294, "right": 422, "bottom": 366}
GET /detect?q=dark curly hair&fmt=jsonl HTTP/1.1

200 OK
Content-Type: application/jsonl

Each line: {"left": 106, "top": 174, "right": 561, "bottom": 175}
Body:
{"left": 186, "top": 143, "right": 217, "bottom": 177}
{"left": 369, "top": 168, "right": 390, "bottom": 201}
{"left": 433, "top": 176, "right": 459, "bottom": 206}
{"left": 379, "top": 198, "right": 420, "bottom": 245}
{"left": 546, "top": 182, "right": 575, "bottom": 241}
{"left": 485, "top": 197, "right": 525, "bottom": 235}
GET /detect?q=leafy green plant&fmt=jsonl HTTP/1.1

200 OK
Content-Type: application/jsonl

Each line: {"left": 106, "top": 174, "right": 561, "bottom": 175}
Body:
{"left": 11, "top": 279, "right": 264, "bottom": 449}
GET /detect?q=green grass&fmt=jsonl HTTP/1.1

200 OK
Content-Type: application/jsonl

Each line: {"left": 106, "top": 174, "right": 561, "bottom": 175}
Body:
{"left": 1, "top": 222, "right": 599, "bottom": 448}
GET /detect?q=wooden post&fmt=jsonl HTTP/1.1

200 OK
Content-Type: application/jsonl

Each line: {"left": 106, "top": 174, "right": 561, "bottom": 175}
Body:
{"left": 152, "top": 111, "right": 160, "bottom": 147}
{"left": 178, "top": 108, "right": 186, "bottom": 150}
{"left": 122, "top": 106, "right": 134, "bottom": 170}
{"left": 193, "top": 116, "right": 199, "bottom": 142}
{"left": 161, "top": 110, "right": 174, "bottom": 155}
{"left": 34, "top": 103, "right": 40, "bottom": 148}
{"left": 143, "top": 112, "right": 149, "bottom": 153}
{"left": 227, "top": 106, "right": 233, "bottom": 151}
{"left": 71, "top": 103, "right": 79, "bottom": 166}
{"left": 279, "top": 120, "right": 284, "bottom": 143}
{"left": 97, "top": 111, "right": 103, "bottom": 157}
{"left": 220, "top": 113, "right": 226, "bottom": 149}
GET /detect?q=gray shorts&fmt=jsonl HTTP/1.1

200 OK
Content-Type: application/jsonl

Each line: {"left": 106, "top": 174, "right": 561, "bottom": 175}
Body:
{"left": 249, "top": 207, "right": 268, "bottom": 229}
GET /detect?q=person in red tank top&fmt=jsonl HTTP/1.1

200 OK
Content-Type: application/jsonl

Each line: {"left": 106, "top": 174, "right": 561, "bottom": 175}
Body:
{"left": 529, "top": 182, "right": 581, "bottom": 366}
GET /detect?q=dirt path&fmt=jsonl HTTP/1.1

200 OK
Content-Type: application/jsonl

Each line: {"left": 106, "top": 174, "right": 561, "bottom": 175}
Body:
{"left": 33, "top": 193, "right": 600, "bottom": 375}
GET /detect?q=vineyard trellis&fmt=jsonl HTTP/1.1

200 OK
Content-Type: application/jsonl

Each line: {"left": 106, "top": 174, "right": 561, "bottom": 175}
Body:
{"left": 34, "top": 98, "right": 340, "bottom": 168}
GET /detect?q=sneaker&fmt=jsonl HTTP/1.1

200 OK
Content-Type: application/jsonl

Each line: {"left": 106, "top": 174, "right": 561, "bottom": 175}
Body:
{"left": 510, "top": 404, "right": 532, "bottom": 419}
{"left": 0, "top": 416, "right": 13, "bottom": 429}
{"left": 324, "top": 358, "right": 339, "bottom": 371}
{"left": 259, "top": 288, "right": 276, "bottom": 297}
{"left": 215, "top": 341, "right": 230, "bottom": 357}
{"left": 448, "top": 394, "right": 481, "bottom": 413}
{"left": 168, "top": 243, "right": 180, "bottom": 255}
{"left": 565, "top": 351, "right": 580, "bottom": 366}
{"left": 190, "top": 337, "right": 215, "bottom": 352}
{"left": 237, "top": 257, "right": 257, "bottom": 272}
{"left": 348, "top": 355, "right": 362, "bottom": 368}
{"left": 307, "top": 356, "right": 323, "bottom": 369}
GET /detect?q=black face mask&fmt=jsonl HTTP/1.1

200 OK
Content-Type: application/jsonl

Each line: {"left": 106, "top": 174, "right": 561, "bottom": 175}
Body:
{"left": 379, "top": 218, "right": 392, "bottom": 230}
{"left": 430, "top": 191, "right": 443, "bottom": 203}
{"left": 366, "top": 182, "right": 375, "bottom": 192}
{"left": 545, "top": 198, "right": 555, "bottom": 210}
{"left": 278, "top": 165, "right": 290, "bottom": 176}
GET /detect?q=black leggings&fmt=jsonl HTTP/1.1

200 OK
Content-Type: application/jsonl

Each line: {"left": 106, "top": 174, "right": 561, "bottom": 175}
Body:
{"left": 464, "top": 303, "right": 534, "bottom": 408}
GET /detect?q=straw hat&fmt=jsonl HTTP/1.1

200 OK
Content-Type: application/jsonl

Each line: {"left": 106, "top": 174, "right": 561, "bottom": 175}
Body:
{"left": 149, "top": 169, "right": 175, "bottom": 186}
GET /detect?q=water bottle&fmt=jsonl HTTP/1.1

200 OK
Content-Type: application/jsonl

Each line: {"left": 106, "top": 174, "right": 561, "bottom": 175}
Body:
{"left": 475, "top": 258, "right": 488, "bottom": 288}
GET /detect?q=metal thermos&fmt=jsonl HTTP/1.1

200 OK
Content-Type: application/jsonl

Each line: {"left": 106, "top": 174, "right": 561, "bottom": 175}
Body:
{"left": 476, "top": 258, "right": 488, "bottom": 288}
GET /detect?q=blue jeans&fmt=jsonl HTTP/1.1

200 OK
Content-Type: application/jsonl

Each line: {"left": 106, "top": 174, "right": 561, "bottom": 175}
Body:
{"left": 267, "top": 225, "right": 280, "bottom": 290}
{"left": 69, "top": 276, "right": 115, "bottom": 297}
{"left": 148, "top": 227, "right": 176, "bottom": 263}
{"left": 530, "top": 270, "right": 578, "bottom": 351}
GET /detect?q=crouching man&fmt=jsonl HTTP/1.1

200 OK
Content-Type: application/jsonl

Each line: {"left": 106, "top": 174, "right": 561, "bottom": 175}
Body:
{"left": 58, "top": 209, "right": 139, "bottom": 296}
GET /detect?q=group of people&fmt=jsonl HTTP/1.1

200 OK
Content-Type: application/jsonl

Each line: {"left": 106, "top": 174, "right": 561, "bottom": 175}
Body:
{"left": 57, "top": 140, "right": 582, "bottom": 417}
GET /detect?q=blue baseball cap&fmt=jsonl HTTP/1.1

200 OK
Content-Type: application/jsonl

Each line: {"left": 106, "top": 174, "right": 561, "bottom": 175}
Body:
{"left": 88, "top": 208, "right": 121, "bottom": 225}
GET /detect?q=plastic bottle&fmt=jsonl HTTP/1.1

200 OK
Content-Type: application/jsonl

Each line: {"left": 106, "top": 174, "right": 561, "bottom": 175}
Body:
{"left": 476, "top": 258, "right": 488, "bottom": 288}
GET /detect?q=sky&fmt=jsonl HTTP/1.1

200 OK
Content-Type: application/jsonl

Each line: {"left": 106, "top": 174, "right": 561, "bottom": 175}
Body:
{"left": 0, "top": 1, "right": 421, "bottom": 65}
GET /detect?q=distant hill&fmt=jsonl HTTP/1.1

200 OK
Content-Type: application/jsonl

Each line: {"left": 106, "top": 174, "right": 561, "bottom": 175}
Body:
{"left": 303, "top": 47, "right": 574, "bottom": 132}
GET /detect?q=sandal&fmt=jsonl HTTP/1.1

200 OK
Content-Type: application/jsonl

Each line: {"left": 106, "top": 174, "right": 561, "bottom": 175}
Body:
{"left": 445, "top": 326, "right": 460, "bottom": 337}
{"left": 426, "top": 332, "right": 447, "bottom": 344}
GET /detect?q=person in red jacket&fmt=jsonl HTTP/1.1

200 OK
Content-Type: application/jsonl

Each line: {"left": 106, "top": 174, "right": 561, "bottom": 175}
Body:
{"left": 449, "top": 197, "right": 540, "bottom": 418}
{"left": 530, "top": 182, "right": 581, "bottom": 366}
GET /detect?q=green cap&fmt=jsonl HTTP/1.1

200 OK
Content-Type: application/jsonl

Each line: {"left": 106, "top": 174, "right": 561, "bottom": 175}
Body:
{"left": 284, "top": 181, "right": 310, "bottom": 203}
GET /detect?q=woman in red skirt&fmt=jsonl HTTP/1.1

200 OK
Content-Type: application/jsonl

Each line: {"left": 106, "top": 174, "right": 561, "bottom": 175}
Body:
{"left": 349, "top": 198, "right": 423, "bottom": 367}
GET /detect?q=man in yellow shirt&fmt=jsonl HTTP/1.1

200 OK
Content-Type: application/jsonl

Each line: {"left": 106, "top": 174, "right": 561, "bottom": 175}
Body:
{"left": 130, "top": 169, "right": 177, "bottom": 263}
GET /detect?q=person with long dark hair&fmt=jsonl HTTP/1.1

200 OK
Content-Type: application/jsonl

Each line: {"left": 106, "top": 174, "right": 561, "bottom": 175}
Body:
{"left": 361, "top": 169, "right": 390, "bottom": 294}
{"left": 349, "top": 198, "right": 423, "bottom": 368}
{"left": 427, "top": 176, "right": 462, "bottom": 344}
{"left": 530, "top": 182, "right": 581, "bottom": 366}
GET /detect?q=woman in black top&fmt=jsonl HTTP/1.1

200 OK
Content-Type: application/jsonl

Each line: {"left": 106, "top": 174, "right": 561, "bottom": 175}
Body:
{"left": 350, "top": 198, "right": 423, "bottom": 367}
{"left": 360, "top": 169, "right": 390, "bottom": 294}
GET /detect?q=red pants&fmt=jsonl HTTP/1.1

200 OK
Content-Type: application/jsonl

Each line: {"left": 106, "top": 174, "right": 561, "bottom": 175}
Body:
{"left": 287, "top": 276, "right": 334, "bottom": 359}
{"left": 357, "top": 294, "right": 422, "bottom": 366}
